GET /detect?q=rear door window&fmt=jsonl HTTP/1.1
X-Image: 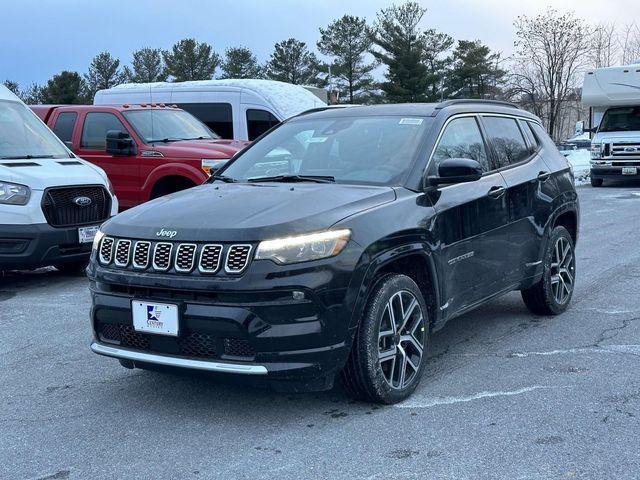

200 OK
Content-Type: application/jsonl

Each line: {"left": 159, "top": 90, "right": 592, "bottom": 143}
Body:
{"left": 482, "top": 116, "right": 530, "bottom": 168}
{"left": 53, "top": 112, "right": 77, "bottom": 144}
{"left": 177, "top": 103, "right": 233, "bottom": 139}
{"left": 81, "top": 112, "right": 127, "bottom": 150}
{"left": 246, "top": 109, "right": 280, "bottom": 140}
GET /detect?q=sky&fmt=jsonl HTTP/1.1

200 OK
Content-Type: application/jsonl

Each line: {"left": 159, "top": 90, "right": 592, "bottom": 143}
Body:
{"left": 1, "top": 0, "right": 639, "bottom": 87}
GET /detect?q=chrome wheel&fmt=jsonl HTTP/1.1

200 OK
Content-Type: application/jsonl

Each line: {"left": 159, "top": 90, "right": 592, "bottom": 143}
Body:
{"left": 550, "top": 237, "right": 575, "bottom": 304}
{"left": 377, "top": 290, "right": 426, "bottom": 390}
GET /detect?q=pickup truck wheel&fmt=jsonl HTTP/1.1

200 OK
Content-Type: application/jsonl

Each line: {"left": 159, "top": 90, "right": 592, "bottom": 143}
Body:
{"left": 54, "top": 261, "right": 87, "bottom": 275}
{"left": 341, "top": 274, "right": 429, "bottom": 404}
{"left": 521, "top": 226, "right": 575, "bottom": 315}
{"left": 590, "top": 177, "right": 603, "bottom": 187}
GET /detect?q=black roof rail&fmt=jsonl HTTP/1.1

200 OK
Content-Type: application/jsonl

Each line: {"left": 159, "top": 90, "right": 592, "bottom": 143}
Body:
{"left": 435, "top": 99, "right": 520, "bottom": 110}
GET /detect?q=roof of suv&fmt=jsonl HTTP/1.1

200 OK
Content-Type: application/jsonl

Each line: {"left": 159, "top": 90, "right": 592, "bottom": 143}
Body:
{"left": 293, "top": 100, "right": 540, "bottom": 122}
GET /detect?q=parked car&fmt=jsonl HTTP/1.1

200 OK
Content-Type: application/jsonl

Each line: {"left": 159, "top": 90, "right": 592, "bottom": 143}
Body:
{"left": 87, "top": 100, "right": 579, "bottom": 404}
{"left": 0, "top": 85, "right": 118, "bottom": 272}
{"left": 31, "top": 104, "right": 247, "bottom": 209}
{"left": 93, "top": 79, "right": 326, "bottom": 141}
{"left": 582, "top": 63, "right": 640, "bottom": 186}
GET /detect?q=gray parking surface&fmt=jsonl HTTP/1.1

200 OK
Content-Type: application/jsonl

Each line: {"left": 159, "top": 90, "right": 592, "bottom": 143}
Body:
{"left": 1, "top": 184, "right": 640, "bottom": 480}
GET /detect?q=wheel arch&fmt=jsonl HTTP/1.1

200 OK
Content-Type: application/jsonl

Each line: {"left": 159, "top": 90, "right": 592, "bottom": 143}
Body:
{"left": 141, "top": 164, "right": 207, "bottom": 200}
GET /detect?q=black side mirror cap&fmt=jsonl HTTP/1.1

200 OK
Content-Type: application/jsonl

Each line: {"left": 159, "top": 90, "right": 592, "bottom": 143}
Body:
{"left": 106, "top": 130, "right": 136, "bottom": 156}
{"left": 426, "top": 158, "right": 483, "bottom": 187}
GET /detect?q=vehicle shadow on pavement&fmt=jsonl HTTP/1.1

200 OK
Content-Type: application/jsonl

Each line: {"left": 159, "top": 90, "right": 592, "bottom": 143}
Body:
{"left": 0, "top": 267, "right": 85, "bottom": 292}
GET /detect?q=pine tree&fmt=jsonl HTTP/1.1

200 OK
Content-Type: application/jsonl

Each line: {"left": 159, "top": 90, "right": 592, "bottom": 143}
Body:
{"left": 317, "top": 15, "right": 376, "bottom": 103}
{"left": 371, "top": 2, "right": 430, "bottom": 102}
{"left": 21, "top": 83, "right": 46, "bottom": 105}
{"left": 266, "top": 38, "right": 322, "bottom": 85}
{"left": 163, "top": 39, "right": 220, "bottom": 82}
{"left": 85, "top": 52, "right": 125, "bottom": 97}
{"left": 42, "top": 71, "right": 87, "bottom": 104}
{"left": 447, "top": 40, "right": 505, "bottom": 99}
{"left": 125, "top": 48, "right": 167, "bottom": 83}
{"left": 2, "top": 80, "right": 20, "bottom": 96}
{"left": 423, "top": 29, "right": 454, "bottom": 101}
{"left": 220, "top": 47, "right": 263, "bottom": 79}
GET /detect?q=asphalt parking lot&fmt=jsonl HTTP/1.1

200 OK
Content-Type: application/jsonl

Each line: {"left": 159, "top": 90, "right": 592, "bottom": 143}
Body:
{"left": 1, "top": 183, "right": 640, "bottom": 480}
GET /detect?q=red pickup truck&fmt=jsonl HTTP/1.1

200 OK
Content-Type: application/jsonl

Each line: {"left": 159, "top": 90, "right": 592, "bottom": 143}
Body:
{"left": 31, "top": 104, "right": 247, "bottom": 209}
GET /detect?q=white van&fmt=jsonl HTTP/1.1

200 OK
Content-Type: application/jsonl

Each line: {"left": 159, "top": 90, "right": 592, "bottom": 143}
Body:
{"left": 581, "top": 63, "right": 640, "bottom": 186}
{"left": 93, "top": 79, "right": 327, "bottom": 141}
{"left": 0, "top": 85, "right": 118, "bottom": 272}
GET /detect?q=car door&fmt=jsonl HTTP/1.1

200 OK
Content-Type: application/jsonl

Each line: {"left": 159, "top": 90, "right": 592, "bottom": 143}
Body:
{"left": 75, "top": 111, "right": 140, "bottom": 208}
{"left": 480, "top": 115, "right": 554, "bottom": 284}
{"left": 428, "top": 115, "right": 512, "bottom": 317}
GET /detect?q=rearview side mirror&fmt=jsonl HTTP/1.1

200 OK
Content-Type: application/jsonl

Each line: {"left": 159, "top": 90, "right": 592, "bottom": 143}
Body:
{"left": 106, "top": 130, "right": 136, "bottom": 156}
{"left": 426, "top": 158, "right": 483, "bottom": 187}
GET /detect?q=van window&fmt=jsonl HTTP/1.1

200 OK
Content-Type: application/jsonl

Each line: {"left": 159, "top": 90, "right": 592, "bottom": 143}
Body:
{"left": 177, "top": 103, "right": 233, "bottom": 139}
{"left": 432, "top": 116, "right": 490, "bottom": 172}
{"left": 482, "top": 116, "right": 529, "bottom": 168}
{"left": 246, "top": 109, "right": 280, "bottom": 140}
{"left": 53, "top": 112, "right": 77, "bottom": 144}
{"left": 81, "top": 112, "right": 128, "bottom": 150}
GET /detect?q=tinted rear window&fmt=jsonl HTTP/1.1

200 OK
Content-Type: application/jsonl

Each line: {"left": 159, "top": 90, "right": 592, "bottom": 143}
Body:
{"left": 247, "top": 109, "right": 280, "bottom": 140}
{"left": 53, "top": 112, "right": 77, "bottom": 143}
{"left": 177, "top": 103, "right": 233, "bottom": 139}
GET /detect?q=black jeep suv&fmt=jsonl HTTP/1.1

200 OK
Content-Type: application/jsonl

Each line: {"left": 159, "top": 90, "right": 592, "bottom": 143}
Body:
{"left": 88, "top": 100, "right": 579, "bottom": 404}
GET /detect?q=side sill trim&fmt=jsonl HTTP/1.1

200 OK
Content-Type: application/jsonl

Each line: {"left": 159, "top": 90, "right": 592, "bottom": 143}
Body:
{"left": 90, "top": 342, "right": 268, "bottom": 375}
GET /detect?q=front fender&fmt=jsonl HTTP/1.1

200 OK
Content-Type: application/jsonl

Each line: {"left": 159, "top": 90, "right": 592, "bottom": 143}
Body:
{"left": 141, "top": 163, "right": 208, "bottom": 199}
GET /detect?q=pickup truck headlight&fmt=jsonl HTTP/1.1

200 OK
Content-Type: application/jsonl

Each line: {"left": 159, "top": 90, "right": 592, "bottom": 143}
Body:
{"left": 201, "top": 158, "right": 229, "bottom": 175}
{"left": 0, "top": 181, "right": 30, "bottom": 205}
{"left": 255, "top": 229, "right": 351, "bottom": 265}
{"left": 591, "top": 144, "right": 602, "bottom": 159}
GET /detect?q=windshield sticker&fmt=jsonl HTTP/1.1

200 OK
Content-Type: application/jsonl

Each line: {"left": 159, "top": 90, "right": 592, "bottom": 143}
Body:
{"left": 307, "top": 136, "right": 328, "bottom": 143}
{"left": 399, "top": 118, "right": 423, "bottom": 125}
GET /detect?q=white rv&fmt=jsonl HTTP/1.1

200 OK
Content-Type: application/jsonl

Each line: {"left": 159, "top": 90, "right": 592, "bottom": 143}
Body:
{"left": 94, "top": 79, "right": 327, "bottom": 141}
{"left": 581, "top": 63, "right": 640, "bottom": 186}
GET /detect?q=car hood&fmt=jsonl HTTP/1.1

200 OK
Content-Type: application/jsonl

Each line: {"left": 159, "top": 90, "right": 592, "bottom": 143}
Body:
{"left": 150, "top": 139, "right": 249, "bottom": 159}
{"left": 0, "top": 157, "right": 110, "bottom": 190}
{"left": 104, "top": 182, "right": 396, "bottom": 242}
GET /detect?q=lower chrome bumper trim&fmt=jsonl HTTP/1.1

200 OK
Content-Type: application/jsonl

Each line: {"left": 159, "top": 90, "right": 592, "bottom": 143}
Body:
{"left": 90, "top": 342, "right": 268, "bottom": 375}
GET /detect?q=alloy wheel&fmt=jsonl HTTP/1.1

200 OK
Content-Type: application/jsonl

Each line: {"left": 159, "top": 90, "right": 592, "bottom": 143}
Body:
{"left": 377, "top": 290, "right": 426, "bottom": 390}
{"left": 550, "top": 237, "right": 575, "bottom": 304}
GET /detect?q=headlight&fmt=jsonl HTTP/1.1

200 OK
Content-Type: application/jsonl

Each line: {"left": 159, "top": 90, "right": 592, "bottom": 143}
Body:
{"left": 91, "top": 229, "right": 105, "bottom": 254}
{"left": 255, "top": 229, "right": 351, "bottom": 265}
{"left": 591, "top": 144, "right": 602, "bottom": 159}
{"left": 202, "top": 158, "right": 229, "bottom": 175}
{"left": 0, "top": 181, "right": 30, "bottom": 205}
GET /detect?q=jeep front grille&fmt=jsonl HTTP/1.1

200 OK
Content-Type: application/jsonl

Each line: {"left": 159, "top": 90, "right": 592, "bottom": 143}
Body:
{"left": 97, "top": 237, "right": 253, "bottom": 275}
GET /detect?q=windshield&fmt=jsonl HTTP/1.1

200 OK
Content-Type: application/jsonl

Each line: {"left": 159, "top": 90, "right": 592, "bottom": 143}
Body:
{"left": 0, "top": 100, "right": 70, "bottom": 159}
{"left": 220, "top": 116, "right": 430, "bottom": 185}
{"left": 599, "top": 106, "right": 640, "bottom": 133}
{"left": 123, "top": 109, "right": 219, "bottom": 143}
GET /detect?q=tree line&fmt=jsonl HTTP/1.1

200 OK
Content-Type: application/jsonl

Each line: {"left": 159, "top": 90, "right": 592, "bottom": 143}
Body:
{"left": 4, "top": 2, "right": 640, "bottom": 141}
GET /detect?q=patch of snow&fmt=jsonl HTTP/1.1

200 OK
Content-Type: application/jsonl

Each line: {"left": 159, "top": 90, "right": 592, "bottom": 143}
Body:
{"left": 565, "top": 148, "right": 591, "bottom": 185}
{"left": 566, "top": 132, "right": 590, "bottom": 141}
{"left": 395, "top": 385, "right": 559, "bottom": 408}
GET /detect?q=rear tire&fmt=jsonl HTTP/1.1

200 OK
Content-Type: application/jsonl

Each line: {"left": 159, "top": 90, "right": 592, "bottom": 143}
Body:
{"left": 521, "top": 226, "right": 575, "bottom": 315}
{"left": 590, "top": 177, "right": 603, "bottom": 187}
{"left": 55, "top": 261, "right": 87, "bottom": 275}
{"left": 341, "top": 274, "right": 429, "bottom": 404}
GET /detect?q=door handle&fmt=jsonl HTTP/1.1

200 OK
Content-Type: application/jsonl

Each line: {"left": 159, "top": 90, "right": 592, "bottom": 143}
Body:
{"left": 487, "top": 186, "right": 506, "bottom": 199}
{"left": 537, "top": 171, "right": 551, "bottom": 182}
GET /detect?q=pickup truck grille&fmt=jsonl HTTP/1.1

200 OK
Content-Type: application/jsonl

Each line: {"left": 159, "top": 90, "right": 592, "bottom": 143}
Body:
{"left": 98, "top": 237, "right": 253, "bottom": 275}
{"left": 42, "top": 185, "right": 110, "bottom": 227}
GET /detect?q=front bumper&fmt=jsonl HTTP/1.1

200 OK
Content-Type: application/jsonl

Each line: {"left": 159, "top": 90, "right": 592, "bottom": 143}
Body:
{"left": 0, "top": 222, "right": 97, "bottom": 270}
{"left": 590, "top": 165, "right": 640, "bottom": 180}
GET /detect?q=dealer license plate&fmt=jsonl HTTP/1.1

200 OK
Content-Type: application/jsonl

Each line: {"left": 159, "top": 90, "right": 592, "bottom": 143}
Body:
{"left": 78, "top": 225, "right": 99, "bottom": 243}
{"left": 132, "top": 301, "right": 179, "bottom": 336}
{"left": 622, "top": 167, "right": 637, "bottom": 175}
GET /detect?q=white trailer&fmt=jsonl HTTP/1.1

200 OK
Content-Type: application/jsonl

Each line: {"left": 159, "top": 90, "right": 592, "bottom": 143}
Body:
{"left": 581, "top": 63, "right": 640, "bottom": 186}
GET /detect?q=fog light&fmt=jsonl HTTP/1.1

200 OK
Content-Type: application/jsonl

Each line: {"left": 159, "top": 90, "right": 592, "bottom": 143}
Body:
{"left": 292, "top": 291, "right": 305, "bottom": 300}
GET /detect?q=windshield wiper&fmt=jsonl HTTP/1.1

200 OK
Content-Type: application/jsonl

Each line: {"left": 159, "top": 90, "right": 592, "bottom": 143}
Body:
{"left": 0, "top": 154, "right": 56, "bottom": 160}
{"left": 209, "top": 174, "right": 237, "bottom": 183}
{"left": 247, "top": 174, "right": 335, "bottom": 184}
{"left": 148, "top": 138, "right": 182, "bottom": 143}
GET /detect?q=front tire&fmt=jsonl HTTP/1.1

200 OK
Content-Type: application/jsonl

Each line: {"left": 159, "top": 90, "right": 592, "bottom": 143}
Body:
{"left": 521, "top": 226, "right": 576, "bottom": 315}
{"left": 341, "top": 274, "right": 429, "bottom": 404}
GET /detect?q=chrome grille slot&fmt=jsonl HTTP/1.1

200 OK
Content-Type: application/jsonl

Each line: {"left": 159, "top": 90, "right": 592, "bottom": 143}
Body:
{"left": 152, "top": 242, "right": 173, "bottom": 271}
{"left": 198, "top": 244, "right": 223, "bottom": 273}
{"left": 99, "top": 237, "right": 114, "bottom": 265}
{"left": 114, "top": 239, "right": 132, "bottom": 267}
{"left": 132, "top": 241, "right": 151, "bottom": 269}
{"left": 225, "top": 244, "right": 252, "bottom": 273}
{"left": 175, "top": 243, "right": 197, "bottom": 273}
